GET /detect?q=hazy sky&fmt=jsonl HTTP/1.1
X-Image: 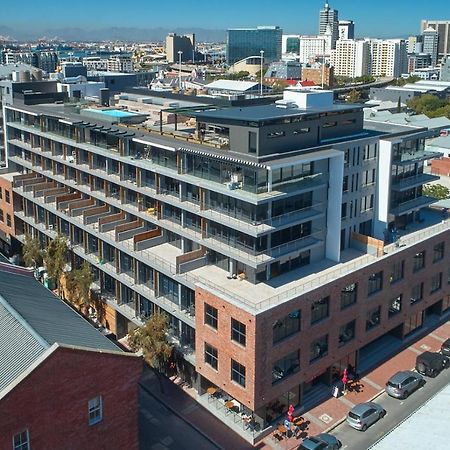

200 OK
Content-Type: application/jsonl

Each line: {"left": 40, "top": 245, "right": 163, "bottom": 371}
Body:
{"left": 1, "top": 0, "right": 448, "bottom": 37}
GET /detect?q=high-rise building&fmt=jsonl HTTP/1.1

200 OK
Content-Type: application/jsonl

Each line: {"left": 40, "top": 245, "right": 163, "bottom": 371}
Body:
{"left": 407, "top": 53, "right": 432, "bottom": 73}
{"left": 407, "top": 36, "right": 423, "bottom": 54}
{"left": 298, "top": 35, "right": 329, "bottom": 64}
{"left": 421, "top": 20, "right": 450, "bottom": 61}
{"left": 2, "top": 51, "right": 58, "bottom": 73}
{"left": 319, "top": 2, "right": 339, "bottom": 49}
{"left": 338, "top": 20, "right": 355, "bottom": 40}
{"left": 165, "top": 33, "right": 196, "bottom": 63}
{"left": 366, "top": 39, "right": 408, "bottom": 77}
{"left": 282, "top": 35, "right": 301, "bottom": 56}
{"left": 1, "top": 87, "right": 449, "bottom": 445}
{"left": 227, "top": 26, "right": 282, "bottom": 65}
{"left": 330, "top": 39, "right": 369, "bottom": 78}
{"left": 422, "top": 27, "right": 439, "bottom": 66}
{"left": 440, "top": 56, "right": 450, "bottom": 82}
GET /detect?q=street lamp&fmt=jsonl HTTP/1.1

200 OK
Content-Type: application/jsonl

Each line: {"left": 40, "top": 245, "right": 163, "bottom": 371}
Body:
{"left": 178, "top": 51, "right": 183, "bottom": 90}
{"left": 260, "top": 50, "right": 264, "bottom": 96}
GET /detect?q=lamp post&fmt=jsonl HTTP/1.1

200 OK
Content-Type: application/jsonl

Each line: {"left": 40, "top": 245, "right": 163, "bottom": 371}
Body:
{"left": 178, "top": 51, "right": 183, "bottom": 90}
{"left": 260, "top": 50, "right": 264, "bottom": 96}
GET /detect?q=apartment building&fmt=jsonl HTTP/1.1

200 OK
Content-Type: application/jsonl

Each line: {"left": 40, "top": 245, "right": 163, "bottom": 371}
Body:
{"left": 421, "top": 20, "right": 450, "bottom": 61}
{"left": 1, "top": 89, "right": 448, "bottom": 443}
{"left": 298, "top": 35, "right": 330, "bottom": 64}
{"left": 366, "top": 39, "right": 408, "bottom": 78}
{"left": 330, "top": 39, "right": 369, "bottom": 78}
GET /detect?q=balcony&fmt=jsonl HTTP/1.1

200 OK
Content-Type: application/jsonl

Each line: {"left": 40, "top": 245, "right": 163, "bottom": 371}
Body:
{"left": 392, "top": 150, "right": 442, "bottom": 165}
{"left": 391, "top": 173, "right": 440, "bottom": 191}
{"left": 390, "top": 196, "right": 436, "bottom": 216}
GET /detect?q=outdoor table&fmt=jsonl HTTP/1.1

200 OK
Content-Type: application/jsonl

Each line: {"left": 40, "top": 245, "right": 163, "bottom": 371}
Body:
{"left": 293, "top": 416, "right": 304, "bottom": 426}
{"left": 207, "top": 387, "right": 217, "bottom": 395}
{"left": 278, "top": 424, "right": 287, "bottom": 435}
{"left": 224, "top": 400, "right": 235, "bottom": 413}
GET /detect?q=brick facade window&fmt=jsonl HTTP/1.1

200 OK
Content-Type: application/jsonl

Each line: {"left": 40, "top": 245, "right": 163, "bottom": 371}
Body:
{"left": 431, "top": 272, "right": 442, "bottom": 293}
{"left": 273, "top": 310, "right": 301, "bottom": 344}
{"left": 389, "top": 261, "right": 404, "bottom": 283}
{"left": 204, "top": 303, "right": 218, "bottom": 329}
{"left": 413, "top": 251, "right": 425, "bottom": 272}
{"left": 231, "top": 359, "right": 246, "bottom": 387}
{"left": 0, "top": 209, "right": 3, "bottom": 222}
{"left": 13, "top": 430, "right": 30, "bottom": 450}
{"left": 204, "top": 343, "right": 218, "bottom": 370}
{"left": 368, "top": 271, "right": 383, "bottom": 295}
{"left": 272, "top": 350, "right": 300, "bottom": 384}
{"left": 433, "top": 242, "right": 444, "bottom": 262}
{"left": 339, "top": 320, "right": 356, "bottom": 346}
{"left": 231, "top": 318, "right": 246, "bottom": 347}
{"left": 6, "top": 213, "right": 11, "bottom": 228}
{"left": 366, "top": 306, "right": 381, "bottom": 330}
{"left": 311, "top": 296, "right": 329, "bottom": 324}
{"left": 5, "top": 190, "right": 10, "bottom": 204}
{"left": 88, "top": 396, "right": 103, "bottom": 425}
{"left": 411, "top": 283, "right": 423, "bottom": 304}
{"left": 310, "top": 335, "right": 328, "bottom": 362}
{"left": 341, "top": 283, "right": 357, "bottom": 309}
{"left": 389, "top": 295, "right": 402, "bottom": 317}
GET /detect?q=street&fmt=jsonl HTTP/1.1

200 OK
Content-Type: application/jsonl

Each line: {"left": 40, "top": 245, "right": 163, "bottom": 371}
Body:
{"left": 331, "top": 364, "right": 450, "bottom": 450}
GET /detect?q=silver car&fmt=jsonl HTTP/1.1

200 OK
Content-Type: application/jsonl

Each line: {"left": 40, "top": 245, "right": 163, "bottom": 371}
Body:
{"left": 385, "top": 371, "right": 424, "bottom": 399}
{"left": 346, "top": 402, "right": 385, "bottom": 431}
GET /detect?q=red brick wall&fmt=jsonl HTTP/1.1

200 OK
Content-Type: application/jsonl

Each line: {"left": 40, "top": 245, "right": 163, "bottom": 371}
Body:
{"left": 0, "top": 346, "right": 142, "bottom": 450}
{"left": 0, "top": 175, "right": 15, "bottom": 237}
{"left": 195, "top": 287, "right": 257, "bottom": 410}
{"left": 431, "top": 158, "right": 450, "bottom": 176}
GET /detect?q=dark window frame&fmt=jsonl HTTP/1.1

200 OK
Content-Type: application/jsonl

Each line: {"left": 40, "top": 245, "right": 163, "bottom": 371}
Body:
{"left": 231, "top": 318, "right": 246, "bottom": 347}
{"left": 204, "top": 303, "right": 218, "bottom": 329}
{"left": 231, "top": 359, "right": 246, "bottom": 387}
{"left": 204, "top": 342, "right": 218, "bottom": 370}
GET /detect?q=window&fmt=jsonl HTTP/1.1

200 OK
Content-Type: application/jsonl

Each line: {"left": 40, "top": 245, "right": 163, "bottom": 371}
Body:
{"left": 5, "top": 190, "right": 10, "bottom": 204}
{"left": 411, "top": 283, "right": 423, "bottom": 304}
{"left": 0, "top": 209, "right": 3, "bottom": 222}
{"left": 311, "top": 296, "right": 329, "bottom": 324}
{"left": 204, "top": 343, "right": 218, "bottom": 370}
{"left": 0, "top": 187, "right": 2, "bottom": 199}
{"left": 390, "top": 261, "right": 404, "bottom": 283}
{"left": 13, "top": 430, "right": 29, "bottom": 450}
{"left": 339, "top": 320, "right": 356, "bottom": 346}
{"left": 293, "top": 127, "right": 310, "bottom": 135}
{"left": 366, "top": 306, "right": 381, "bottom": 330}
{"left": 389, "top": 295, "right": 402, "bottom": 317}
{"left": 204, "top": 303, "right": 218, "bottom": 329}
{"left": 413, "top": 251, "right": 425, "bottom": 272}
{"left": 6, "top": 214, "right": 11, "bottom": 228}
{"left": 231, "top": 359, "right": 246, "bottom": 387}
{"left": 231, "top": 318, "right": 246, "bottom": 347}
{"left": 431, "top": 272, "right": 442, "bottom": 293}
{"left": 360, "top": 194, "right": 374, "bottom": 212}
{"left": 272, "top": 350, "right": 300, "bottom": 384}
{"left": 323, "top": 121, "right": 337, "bottom": 128}
{"left": 267, "top": 131, "right": 285, "bottom": 138}
{"left": 310, "top": 335, "right": 328, "bottom": 362}
{"left": 341, "top": 203, "right": 347, "bottom": 219}
{"left": 341, "top": 283, "right": 357, "bottom": 309}
{"left": 343, "top": 176, "right": 349, "bottom": 192}
{"left": 88, "top": 396, "right": 103, "bottom": 425}
{"left": 248, "top": 131, "right": 257, "bottom": 153}
{"left": 273, "top": 310, "right": 301, "bottom": 344}
{"left": 433, "top": 242, "right": 444, "bottom": 262}
{"left": 368, "top": 271, "right": 383, "bottom": 295}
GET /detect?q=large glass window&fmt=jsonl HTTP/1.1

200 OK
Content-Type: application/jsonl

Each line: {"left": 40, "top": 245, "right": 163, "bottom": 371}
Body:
{"left": 431, "top": 272, "right": 442, "bottom": 293}
{"left": 311, "top": 297, "right": 329, "bottom": 324}
{"left": 204, "top": 343, "right": 218, "bottom": 370}
{"left": 366, "top": 306, "right": 381, "bottom": 330}
{"left": 13, "top": 430, "right": 29, "bottom": 450}
{"left": 204, "top": 303, "right": 218, "bottom": 329}
{"left": 368, "top": 271, "right": 383, "bottom": 295}
{"left": 389, "top": 261, "right": 404, "bottom": 284}
{"left": 341, "top": 283, "right": 357, "bottom": 309}
{"left": 159, "top": 274, "right": 179, "bottom": 304}
{"left": 433, "top": 242, "right": 444, "bottom": 262}
{"left": 231, "top": 318, "right": 246, "bottom": 346}
{"left": 273, "top": 310, "right": 301, "bottom": 344}
{"left": 272, "top": 350, "right": 300, "bottom": 384}
{"left": 339, "top": 320, "right": 356, "bottom": 346}
{"left": 310, "top": 335, "right": 328, "bottom": 362}
{"left": 231, "top": 359, "right": 246, "bottom": 387}
{"left": 411, "top": 283, "right": 423, "bottom": 304}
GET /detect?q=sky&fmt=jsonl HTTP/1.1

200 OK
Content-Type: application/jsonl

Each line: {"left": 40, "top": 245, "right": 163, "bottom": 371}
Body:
{"left": 1, "top": 0, "right": 449, "bottom": 38}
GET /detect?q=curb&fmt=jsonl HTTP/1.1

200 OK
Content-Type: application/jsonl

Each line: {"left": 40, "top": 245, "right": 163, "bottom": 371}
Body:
{"left": 139, "top": 382, "right": 223, "bottom": 450}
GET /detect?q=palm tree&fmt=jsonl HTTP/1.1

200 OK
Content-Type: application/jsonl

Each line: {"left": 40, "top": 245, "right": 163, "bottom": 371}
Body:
{"left": 22, "top": 233, "right": 43, "bottom": 268}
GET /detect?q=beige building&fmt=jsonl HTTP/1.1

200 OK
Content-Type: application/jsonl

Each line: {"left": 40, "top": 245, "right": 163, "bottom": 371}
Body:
{"left": 165, "top": 33, "right": 195, "bottom": 63}
{"left": 331, "top": 39, "right": 369, "bottom": 78}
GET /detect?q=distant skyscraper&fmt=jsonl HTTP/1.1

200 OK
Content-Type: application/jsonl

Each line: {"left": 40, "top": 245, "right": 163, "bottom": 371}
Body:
{"left": 226, "top": 26, "right": 282, "bottom": 65}
{"left": 407, "top": 36, "right": 423, "bottom": 54}
{"left": 422, "top": 27, "right": 439, "bottom": 66}
{"left": 338, "top": 20, "right": 355, "bottom": 40}
{"left": 319, "top": 2, "right": 339, "bottom": 49}
{"left": 421, "top": 20, "right": 450, "bottom": 61}
{"left": 165, "top": 33, "right": 195, "bottom": 63}
{"left": 440, "top": 56, "right": 450, "bottom": 81}
{"left": 282, "top": 35, "right": 301, "bottom": 55}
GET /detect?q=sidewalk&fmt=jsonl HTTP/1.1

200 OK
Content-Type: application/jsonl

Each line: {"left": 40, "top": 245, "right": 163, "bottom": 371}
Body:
{"left": 139, "top": 318, "right": 450, "bottom": 450}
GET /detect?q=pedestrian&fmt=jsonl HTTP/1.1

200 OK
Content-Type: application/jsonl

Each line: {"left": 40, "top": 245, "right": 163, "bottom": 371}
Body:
{"left": 342, "top": 368, "right": 348, "bottom": 394}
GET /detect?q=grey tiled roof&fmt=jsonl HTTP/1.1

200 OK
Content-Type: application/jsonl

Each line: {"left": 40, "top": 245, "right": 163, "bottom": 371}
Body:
{"left": 0, "top": 268, "right": 122, "bottom": 393}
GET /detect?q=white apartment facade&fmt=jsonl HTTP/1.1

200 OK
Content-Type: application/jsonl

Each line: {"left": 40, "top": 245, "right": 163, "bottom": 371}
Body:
{"left": 331, "top": 39, "right": 369, "bottom": 78}
{"left": 299, "top": 35, "right": 330, "bottom": 64}
{"left": 366, "top": 39, "right": 407, "bottom": 78}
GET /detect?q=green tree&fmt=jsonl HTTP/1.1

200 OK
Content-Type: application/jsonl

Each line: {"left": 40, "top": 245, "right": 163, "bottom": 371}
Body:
{"left": 44, "top": 234, "right": 68, "bottom": 291}
{"left": 66, "top": 261, "right": 93, "bottom": 310}
{"left": 346, "top": 89, "right": 361, "bottom": 103}
{"left": 128, "top": 312, "right": 173, "bottom": 371}
{"left": 423, "top": 183, "right": 450, "bottom": 200}
{"left": 22, "top": 233, "right": 43, "bottom": 268}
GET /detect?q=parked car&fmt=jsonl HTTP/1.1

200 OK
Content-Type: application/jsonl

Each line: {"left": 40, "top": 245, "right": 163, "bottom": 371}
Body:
{"left": 298, "top": 433, "right": 341, "bottom": 450}
{"left": 415, "top": 351, "right": 449, "bottom": 377}
{"left": 385, "top": 371, "right": 424, "bottom": 399}
{"left": 346, "top": 402, "right": 385, "bottom": 431}
{"left": 441, "top": 338, "right": 450, "bottom": 358}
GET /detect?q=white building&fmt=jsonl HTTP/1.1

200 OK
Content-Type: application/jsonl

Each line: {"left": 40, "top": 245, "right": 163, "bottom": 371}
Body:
{"left": 107, "top": 55, "right": 134, "bottom": 73}
{"left": 299, "top": 35, "right": 329, "bottom": 64}
{"left": 82, "top": 57, "right": 108, "bottom": 72}
{"left": 366, "top": 39, "right": 407, "bottom": 78}
{"left": 331, "top": 39, "right": 369, "bottom": 77}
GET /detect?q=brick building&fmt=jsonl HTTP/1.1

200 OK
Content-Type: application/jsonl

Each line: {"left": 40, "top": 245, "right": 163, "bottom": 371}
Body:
{"left": 0, "top": 265, "right": 142, "bottom": 450}
{"left": 1, "top": 87, "right": 449, "bottom": 444}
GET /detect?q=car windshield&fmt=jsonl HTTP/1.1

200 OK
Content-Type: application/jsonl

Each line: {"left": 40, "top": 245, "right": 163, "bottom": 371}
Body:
{"left": 387, "top": 381, "right": 400, "bottom": 388}
{"left": 348, "top": 411, "right": 360, "bottom": 420}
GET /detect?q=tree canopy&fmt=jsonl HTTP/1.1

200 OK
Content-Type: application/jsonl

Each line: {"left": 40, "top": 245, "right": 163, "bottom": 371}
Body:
{"left": 44, "top": 234, "right": 68, "bottom": 288}
{"left": 22, "top": 233, "right": 43, "bottom": 268}
{"left": 66, "top": 261, "right": 93, "bottom": 309}
{"left": 423, "top": 183, "right": 450, "bottom": 200}
{"left": 407, "top": 94, "right": 450, "bottom": 118}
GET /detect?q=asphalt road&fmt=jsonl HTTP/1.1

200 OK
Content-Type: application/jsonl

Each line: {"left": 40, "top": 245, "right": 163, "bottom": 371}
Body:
{"left": 331, "top": 364, "right": 450, "bottom": 450}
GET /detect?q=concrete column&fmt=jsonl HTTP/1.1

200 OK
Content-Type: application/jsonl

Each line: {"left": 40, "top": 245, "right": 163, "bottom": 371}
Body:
{"left": 267, "top": 169, "right": 273, "bottom": 192}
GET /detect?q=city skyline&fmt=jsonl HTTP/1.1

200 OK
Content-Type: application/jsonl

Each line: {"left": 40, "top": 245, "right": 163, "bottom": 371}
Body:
{"left": 0, "top": 0, "right": 449, "bottom": 41}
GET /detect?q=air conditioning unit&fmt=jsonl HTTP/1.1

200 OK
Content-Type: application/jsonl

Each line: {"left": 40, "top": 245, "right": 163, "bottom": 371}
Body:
{"left": 48, "top": 224, "right": 54, "bottom": 230}
{"left": 66, "top": 156, "right": 75, "bottom": 163}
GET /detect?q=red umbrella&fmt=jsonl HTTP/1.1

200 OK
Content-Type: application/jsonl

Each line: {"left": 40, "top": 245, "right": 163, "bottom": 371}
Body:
{"left": 288, "top": 404, "right": 294, "bottom": 414}
{"left": 342, "top": 368, "right": 348, "bottom": 385}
